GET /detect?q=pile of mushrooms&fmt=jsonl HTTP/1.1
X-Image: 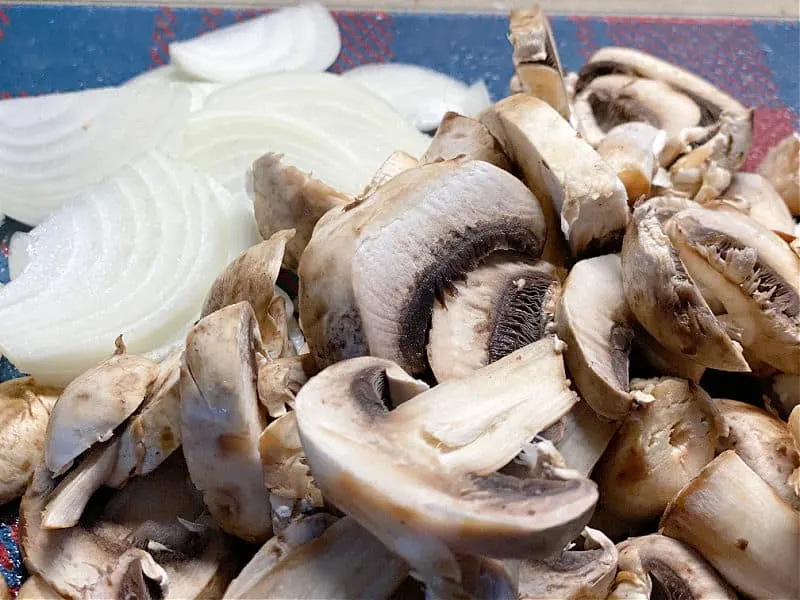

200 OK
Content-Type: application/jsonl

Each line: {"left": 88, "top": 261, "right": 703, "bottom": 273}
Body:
{"left": 1, "top": 5, "right": 799, "bottom": 599}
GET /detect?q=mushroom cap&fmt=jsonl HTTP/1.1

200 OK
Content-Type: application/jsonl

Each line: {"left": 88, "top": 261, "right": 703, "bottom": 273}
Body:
{"left": 621, "top": 200, "right": 749, "bottom": 371}
{"left": 715, "top": 398, "right": 800, "bottom": 510}
{"left": 0, "top": 377, "right": 60, "bottom": 504}
{"left": 480, "top": 94, "right": 630, "bottom": 260}
{"left": 665, "top": 206, "right": 800, "bottom": 373}
{"left": 610, "top": 534, "right": 736, "bottom": 600}
{"left": 351, "top": 159, "right": 547, "bottom": 374}
{"left": 518, "top": 527, "right": 618, "bottom": 600}
{"left": 45, "top": 353, "right": 159, "bottom": 476}
{"left": 555, "top": 254, "right": 638, "bottom": 420}
{"left": 427, "top": 257, "right": 562, "bottom": 382}
{"left": 251, "top": 153, "right": 350, "bottom": 271}
{"left": 180, "top": 301, "right": 272, "bottom": 542}
{"left": 420, "top": 112, "right": 511, "bottom": 170}
{"left": 295, "top": 337, "right": 595, "bottom": 584}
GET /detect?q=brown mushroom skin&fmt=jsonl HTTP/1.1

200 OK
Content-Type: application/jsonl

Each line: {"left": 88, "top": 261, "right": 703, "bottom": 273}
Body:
{"left": 0, "top": 377, "right": 60, "bottom": 504}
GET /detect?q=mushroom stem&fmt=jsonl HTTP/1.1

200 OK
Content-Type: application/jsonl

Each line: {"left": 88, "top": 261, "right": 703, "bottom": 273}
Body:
{"left": 660, "top": 450, "right": 800, "bottom": 599}
{"left": 548, "top": 401, "right": 619, "bottom": 477}
{"left": 597, "top": 123, "right": 666, "bottom": 204}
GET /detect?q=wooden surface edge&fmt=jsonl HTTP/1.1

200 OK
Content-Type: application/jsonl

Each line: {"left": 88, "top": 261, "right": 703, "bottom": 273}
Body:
{"left": 18, "top": 0, "right": 800, "bottom": 19}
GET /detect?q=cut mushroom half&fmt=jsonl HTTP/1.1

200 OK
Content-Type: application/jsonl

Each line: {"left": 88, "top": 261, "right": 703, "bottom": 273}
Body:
{"left": 758, "top": 131, "right": 799, "bottom": 216}
{"left": 591, "top": 378, "right": 719, "bottom": 537}
{"left": 295, "top": 336, "right": 596, "bottom": 588}
{"left": 664, "top": 205, "right": 800, "bottom": 374}
{"left": 710, "top": 172, "right": 795, "bottom": 235}
{"left": 420, "top": 112, "right": 511, "bottom": 170}
{"left": 508, "top": 7, "right": 571, "bottom": 119}
{"left": 621, "top": 200, "right": 749, "bottom": 371}
{"left": 596, "top": 122, "right": 666, "bottom": 203}
{"left": 45, "top": 352, "right": 159, "bottom": 476}
{"left": 481, "top": 94, "right": 630, "bottom": 260}
{"left": 180, "top": 301, "right": 272, "bottom": 542}
{"left": 555, "top": 253, "right": 647, "bottom": 420}
{"left": 607, "top": 534, "right": 736, "bottom": 600}
{"left": 715, "top": 399, "right": 800, "bottom": 510}
{"left": 427, "top": 256, "right": 562, "bottom": 382}
{"left": 0, "top": 377, "right": 60, "bottom": 504}
{"left": 518, "top": 527, "right": 618, "bottom": 600}
{"left": 224, "top": 516, "right": 408, "bottom": 600}
{"left": 257, "top": 353, "right": 319, "bottom": 419}
{"left": 250, "top": 153, "right": 350, "bottom": 271}
{"left": 660, "top": 450, "right": 800, "bottom": 600}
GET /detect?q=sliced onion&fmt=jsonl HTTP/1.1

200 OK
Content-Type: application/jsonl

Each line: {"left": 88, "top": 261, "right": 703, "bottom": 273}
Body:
{"left": 0, "top": 83, "right": 191, "bottom": 225}
{"left": 169, "top": 3, "right": 340, "bottom": 83}
{"left": 126, "top": 66, "right": 220, "bottom": 111}
{"left": 200, "top": 73, "right": 429, "bottom": 195}
{"left": 342, "top": 63, "right": 492, "bottom": 131}
{"left": 0, "top": 152, "right": 258, "bottom": 385}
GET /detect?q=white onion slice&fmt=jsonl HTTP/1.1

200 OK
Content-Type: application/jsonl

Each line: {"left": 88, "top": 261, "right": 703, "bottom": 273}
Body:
{"left": 0, "top": 152, "right": 258, "bottom": 385}
{"left": 169, "top": 3, "right": 340, "bottom": 83}
{"left": 0, "top": 82, "right": 191, "bottom": 225}
{"left": 201, "top": 73, "right": 429, "bottom": 194}
{"left": 342, "top": 63, "right": 492, "bottom": 131}
{"left": 126, "top": 66, "right": 220, "bottom": 111}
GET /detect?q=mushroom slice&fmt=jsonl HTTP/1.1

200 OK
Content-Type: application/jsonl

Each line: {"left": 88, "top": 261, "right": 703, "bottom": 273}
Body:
{"left": 251, "top": 152, "right": 350, "bottom": 271}
{"left": 573, "top": 74, "right": 700, "bottom": 152}
{"left": 508, "top": 7, "right": 570, "bottom": 119}
{"left": 789, "top": 405, "right": 800, "bottom": 494}
{"left": 107, "top": 348, "right": 184, "bottom": 487}
{"left": 545, "top": 401, "right": 620, "bottom": 477}
{"left": 621, "top": 201, "right": 749, "bottom": 371}
{"left": 715, "top": 399, "right": 800, "bottom": 510}
{"left": 420, "top": 112, "right": 510, "bottom": 170}
{"left": 257, "top": 353, "right": 319, "bottom": 418}
{"left": 45, "top": 353, "right": 159, "bottom": 476}
{"left": 0, "top": 377, "right": 60, "bottom": 504}
{"left": 357, "top": 150, "right": 420, "bottom": 201}
{"left": 481, "top": 95, "right": 630, "bottom": 260}
{"left": 660, "top": 450, "right": 800, "bottom": 600}
{"left": 596, "top": 122, "right": 666, "bottom": 203}
{"left": 763, "top": 373, "right": 800, "bottom": 420}
{"left": 664, "top": 206, "right": 800, "bottom": 373}
{"left": 295, "top": 337, "right": 595, "bottom": 586}
{"left": 632, "top": 325, "right": 707, "bottom": 383}
{"left": 259, "top": 412, "right": 323, "bottom": 514}
{"left": 758, "top": 131, "right": 799, "bottom": 215}
{"left": 591, "top": 378, "right": 719, "bottom": 535}
{"left": 180, "top": 301, "right": 271, "bottom": 542}
{"left": 17, "top": 575, "right": 62, "bottom": 600}
{"left": 607, "top": 534, "right": 736, "bottom": 600}
{"left": 555, "top": 254, "right": 646, "bottom": 420}
{"left": 711, "top": 172, "right": 795, "bottom": 235}
{"left": 518, "top": 527, "right": 617, "bottom": 600}
{"left": 202, "top": 230, "right": 295, "bottom": 359}
{"left": 225, "top": 516, "right": 407, "bottom": 600}
{"left": 427, "top": 257, "right": 561, "bottom": 382}
{"left": 351, "top": 159, "right": 547, "bottom": 374}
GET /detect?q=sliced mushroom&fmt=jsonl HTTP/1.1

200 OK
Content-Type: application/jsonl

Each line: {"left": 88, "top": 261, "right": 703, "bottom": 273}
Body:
{"left": 789, "top": 405, "right": 800, "bottom": 494}
{"left": 715, "top": 399, "right": 800, "bottom": 510}
{"left": 202, "top": 229, "right": 295, "bottom": 359}
{"left": 596, "top": 122, "right": 666, "bottom": 203}
{"left": 224, "top": 516, "right": 407, "bottom": 600}
{"left": 17, "top": 575, "right": 61, "bottom": 600}
{"left": 591, "top": 378, "right": 719, "bottom": 536}
{"left": 348, "top": 159, "right": 547, "bottom": 375}
{"left": 763, "top": 373, "right": 800, "bottom": 420}
{"left": 607, "top": 534, "right": 736, "bottom": 600}
{"left": 45, "top": 353, "right": 159, "bottom": 476}
{"left": 22, "top": 453, "right": 235, "bottom": 600}
{"left": 556, "top": 254, "right": 649, "bottom": 420}
{"left": 420, "top": 112, "right": 511, "bottom": 170}
{"left": 664, "top": 206, "right": 800, "bottom": 374}
{"left": 357, "top": 150, "right": 420, "bottom": 200}
{"left": 508, "top": 7, "right": 570, "bottom": 119}
{"left": 518, "top": 527, "right": 617, "bottom": 600}
{"left": 295, "top": 336, "right": 596, "bottom": 587}
{"left": 257, "top": 353, "right": 319, "bottom": 418}
{"left": 180, "top": 301, "right": 272, "bottom": 542}
{"left": 758, "top": 131, "right": 799, "bottom": 215}
{"left": 543, "top": 401, "right": 620, "bottom": 477}
{"left": 632, "top": 325, "right": 707, "bottom": 383}
{"left": 621, "top": 200, "right": 749, "bottom": 371}
{"left": 427, "top": 256, "right": 561, "bottom": 382}
{"left": 251, "top": 153, "right": 350, "bottom": 270}
{"left": 439, "top": 556, "right": 518, "bottom": 600}
{"left": 660, "top": 450, "right": 800, "bottom": 600}
{"left": 708, "top": 172, "right": 796, "bottom": 235}
{"left": 481, "top": 94, "right": 630, "bottom": 260}
{"left": 0, "top": 377, "right": 60, "bottom": 504}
